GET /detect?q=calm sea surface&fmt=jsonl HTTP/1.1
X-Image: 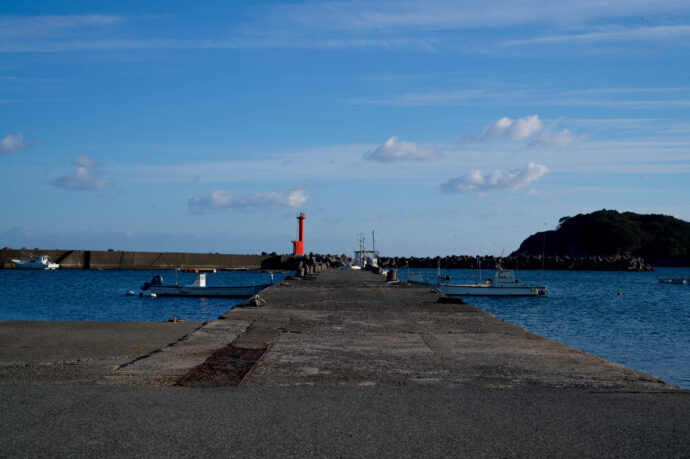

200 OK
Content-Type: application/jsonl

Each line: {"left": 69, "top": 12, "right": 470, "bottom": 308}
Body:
{"left": 0, "top": 267, "right": 688, "bottom": 389}
{"left": 0, "top": 269, "right": 290, "bottom": 323}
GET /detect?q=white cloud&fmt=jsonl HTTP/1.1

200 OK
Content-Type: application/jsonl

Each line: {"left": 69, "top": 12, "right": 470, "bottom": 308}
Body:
{"left": 441, "top": 162, "right": 548, "bottom": 193}
{"left": 502, "top": 24, "right": 690, "bottom": 47}
{"left": 0, "top": 132, "right": 28, "bottom": 156}
{"left": 75, "top": 154, "right": 98, "bottom": 168}
{"left": 252, "top": 1, "right": 690, "bottom": 35}
{"left": 528, "top": 128, "right": 581, "bottom": 149}
{"left": 0, "top": 14, "right": 123, "bottom": 39}
{"left": 364, "top": 136, "right": 438, "bottom": 162}
{"left": 188, "top": 187, "right": 308, "bottom": 214}
{"left": 51, "top": 166, "right": 108, "bottom": 190}
{"left": 462, "top": 115, "right": 544, "bottom": 144}
{"left": 1, "top": 4, "right": 688, "bottom": 54}
{"left": 51, "top": 154, "right": 108, "bottom": 190}
{"left": 460, "top": 115, "right": 581, "bottom": 149}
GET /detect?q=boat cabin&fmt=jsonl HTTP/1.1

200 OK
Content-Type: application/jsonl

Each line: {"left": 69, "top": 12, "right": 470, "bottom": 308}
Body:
{"left": 353, "top": 250, "right": 379, "bottom": 268}
{"left": 491, "top": 269, "right": 520, "bottom": 287}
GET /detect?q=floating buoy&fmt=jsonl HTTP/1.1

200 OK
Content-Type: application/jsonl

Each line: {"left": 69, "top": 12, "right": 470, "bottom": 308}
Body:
{"left": 617, "top": 291, "right": 622, "bottom": 296}
{"left": 150, "top": 293, "right": 157, "bottom": 298}
{"left": 126, "top": 290, "right": 135, "bottom": 296}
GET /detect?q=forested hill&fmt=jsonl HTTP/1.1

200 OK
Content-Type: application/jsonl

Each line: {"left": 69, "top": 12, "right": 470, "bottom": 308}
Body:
{"left": 511, "top": 210, "right": 690, "bottom": 265}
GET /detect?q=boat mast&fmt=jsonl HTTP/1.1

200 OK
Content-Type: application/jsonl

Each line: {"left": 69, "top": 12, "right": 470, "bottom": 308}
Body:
{"left": 476, "top": 256, "right": 480, "bottom": 284}
{"left": 359, "top": 234, "right": 366, "bottom": 268}
{"left": 541, "top": 231, "right": 546, "bottom": 285}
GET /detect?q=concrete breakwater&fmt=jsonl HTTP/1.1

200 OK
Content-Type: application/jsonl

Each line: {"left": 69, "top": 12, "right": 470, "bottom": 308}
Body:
{"left": 3, "top": 268, "right": 673, "bottom": 390}
{"left": 380, "top": 254, "right": 654, "bottom": 271}
{"left": 2, "top": 248, "right": 654, "bottom": 271}
{"left": 1, "top": 248, "right": 349, "bottom": 271}
{"left": 0, "top": 248, "right": 284, "bottom": 270}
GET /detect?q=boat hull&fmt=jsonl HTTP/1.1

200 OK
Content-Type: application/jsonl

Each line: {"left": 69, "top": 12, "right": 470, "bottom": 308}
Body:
{"left": 12, "top": 260, "right": 59, "bottom": 270}
{"left": 658, "top": 277, "right": 687, "bottom": 284}
{"left": 148, "top": 284, "right": 269, "bottom": 298}
{"left": 437, "top": 284, "right": 547, "bottom": 296}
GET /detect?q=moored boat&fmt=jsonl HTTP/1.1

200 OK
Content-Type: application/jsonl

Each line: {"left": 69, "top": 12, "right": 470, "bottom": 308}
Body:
{"left": 416, "top": 267, "right": 548, "bottom": 296}
{"left": 352, "top": 231, "right": 379, "bottom": 269}
{"left": 415, "top": 259, "right": 547, "bottom": 297}
{"left": 658, "top": 276, "right": 688, "bottom": 285}
{"left": 141, "top": 271, "right": 271, "bottom": 298}
{"left": 11, "top": 255, "right": 59, "bottom": 270}
{"left": 437, "top": 268, "right": 547, "bottom": 296}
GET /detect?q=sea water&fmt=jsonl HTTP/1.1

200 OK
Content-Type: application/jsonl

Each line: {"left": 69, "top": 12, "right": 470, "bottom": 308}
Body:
{"left": 398, "top": 267, "right": 690, "bottom": 389}
{"left": 0, "top": 269, "right": 290, "bottom": 322}
{"left": 0, "top": 267, "right": 688, "bottom": 388}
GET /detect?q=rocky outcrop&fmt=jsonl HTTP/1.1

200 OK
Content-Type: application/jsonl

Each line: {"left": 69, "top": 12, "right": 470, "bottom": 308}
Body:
{"left": 512, "top": 210, "right": 690, "bottom": 265}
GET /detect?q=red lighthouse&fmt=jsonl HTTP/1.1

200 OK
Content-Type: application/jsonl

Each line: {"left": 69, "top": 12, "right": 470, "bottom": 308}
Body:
{"left": 292, "top": 212, "right": 306, "bottom": 255}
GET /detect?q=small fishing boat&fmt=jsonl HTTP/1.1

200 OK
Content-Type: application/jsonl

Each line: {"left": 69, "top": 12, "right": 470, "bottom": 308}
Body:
{"left": 12, "top": 255, "right": 59, "bottom": 270}
{"left": 436, "top": 268, "right": 547, "bottom": 296}
{"left": 141, "top": 271, "right": 271, "bottom": 297}
{"left": 658, "top": 276, "right": 688, "bottom": 285}
{"left": 410, "top": 257, "right": 547, "bottom": 297}
{"left": 352, "top": 231, "right": 379, "bottom": 269}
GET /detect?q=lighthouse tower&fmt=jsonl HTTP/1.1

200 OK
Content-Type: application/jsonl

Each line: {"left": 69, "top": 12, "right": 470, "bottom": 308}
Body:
{"left": 292, "top": 212, "right": 306, "bottom": 255}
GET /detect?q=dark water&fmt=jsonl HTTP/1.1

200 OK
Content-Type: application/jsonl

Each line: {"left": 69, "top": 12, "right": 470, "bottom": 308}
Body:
{"left": 1, "top": 267, "right": 688, "bottom": 389}
{"left": 0, "top": 269, "right": 290, "bottom": 322}
{"left": 397, "top": 267, "right": 690, "bottom": 389}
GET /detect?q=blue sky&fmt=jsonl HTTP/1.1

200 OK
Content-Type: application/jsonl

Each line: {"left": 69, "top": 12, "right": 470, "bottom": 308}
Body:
{"left": 1, "top": 1, "right": 689, "bottom": 256}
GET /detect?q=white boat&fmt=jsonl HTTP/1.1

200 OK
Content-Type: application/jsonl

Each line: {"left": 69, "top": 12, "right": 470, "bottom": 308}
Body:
{"left": 658, "top": 276, "right": 687, "bottom": 285}
{"left": 353, "top": 232, "right": 379, "bottom": 269}
{"left": 141, "top": 272, "right": 271, "bottom": 298}
{"left": 12, "top": 255, "right": 59, "bottom": 270}
{"left": 436, "top": 268, "right": 547, "bottom": 297}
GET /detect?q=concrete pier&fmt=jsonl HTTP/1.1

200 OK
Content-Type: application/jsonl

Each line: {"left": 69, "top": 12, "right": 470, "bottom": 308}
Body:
{"left": 105, "top": 269, "right": 674, "bottom": 389}
{"left": 1, "top": 269, "right": 688, "bottom": 456}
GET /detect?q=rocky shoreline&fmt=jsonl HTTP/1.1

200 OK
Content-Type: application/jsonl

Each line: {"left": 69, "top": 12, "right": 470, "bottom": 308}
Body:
{"left": 378, "top": 254, "right": 654, "bottom": 271}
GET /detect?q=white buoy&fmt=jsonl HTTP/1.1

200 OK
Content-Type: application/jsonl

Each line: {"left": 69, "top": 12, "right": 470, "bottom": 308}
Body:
{"left": 150, "top": 293, "right": 157, "bottom": 298}
{"left": 126, "top": 291, "right": 135, "bottom": 296}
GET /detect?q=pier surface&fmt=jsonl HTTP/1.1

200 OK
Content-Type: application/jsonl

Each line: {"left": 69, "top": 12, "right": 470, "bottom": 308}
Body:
{"left": 1, "top": 269, "right": 688, "bottom": 456}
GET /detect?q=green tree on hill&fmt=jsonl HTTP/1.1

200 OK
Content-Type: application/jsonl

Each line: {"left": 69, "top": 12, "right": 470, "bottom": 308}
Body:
{"left": 512, "top": 210, "right": 690, "bottom": 264}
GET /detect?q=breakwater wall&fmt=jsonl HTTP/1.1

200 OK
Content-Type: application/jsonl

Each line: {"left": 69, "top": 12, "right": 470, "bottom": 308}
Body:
{"left": 0, "top": 248, "right": 289, "bottom": 270}
{"left": 1, "top": 249, "right": 656, "bottom": 271}
{"left": 379, "top": 254, "right": 654, "bottom": 271}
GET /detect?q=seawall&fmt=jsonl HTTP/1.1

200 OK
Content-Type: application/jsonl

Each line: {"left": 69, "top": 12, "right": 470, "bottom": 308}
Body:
{"left": 0, "top": 248, "right": 288, "bottom": 270}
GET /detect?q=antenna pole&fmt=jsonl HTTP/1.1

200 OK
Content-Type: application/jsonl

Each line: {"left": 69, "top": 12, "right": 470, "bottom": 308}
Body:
{"left": 541, "top": 230, "right": 546, "bottom": 285}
